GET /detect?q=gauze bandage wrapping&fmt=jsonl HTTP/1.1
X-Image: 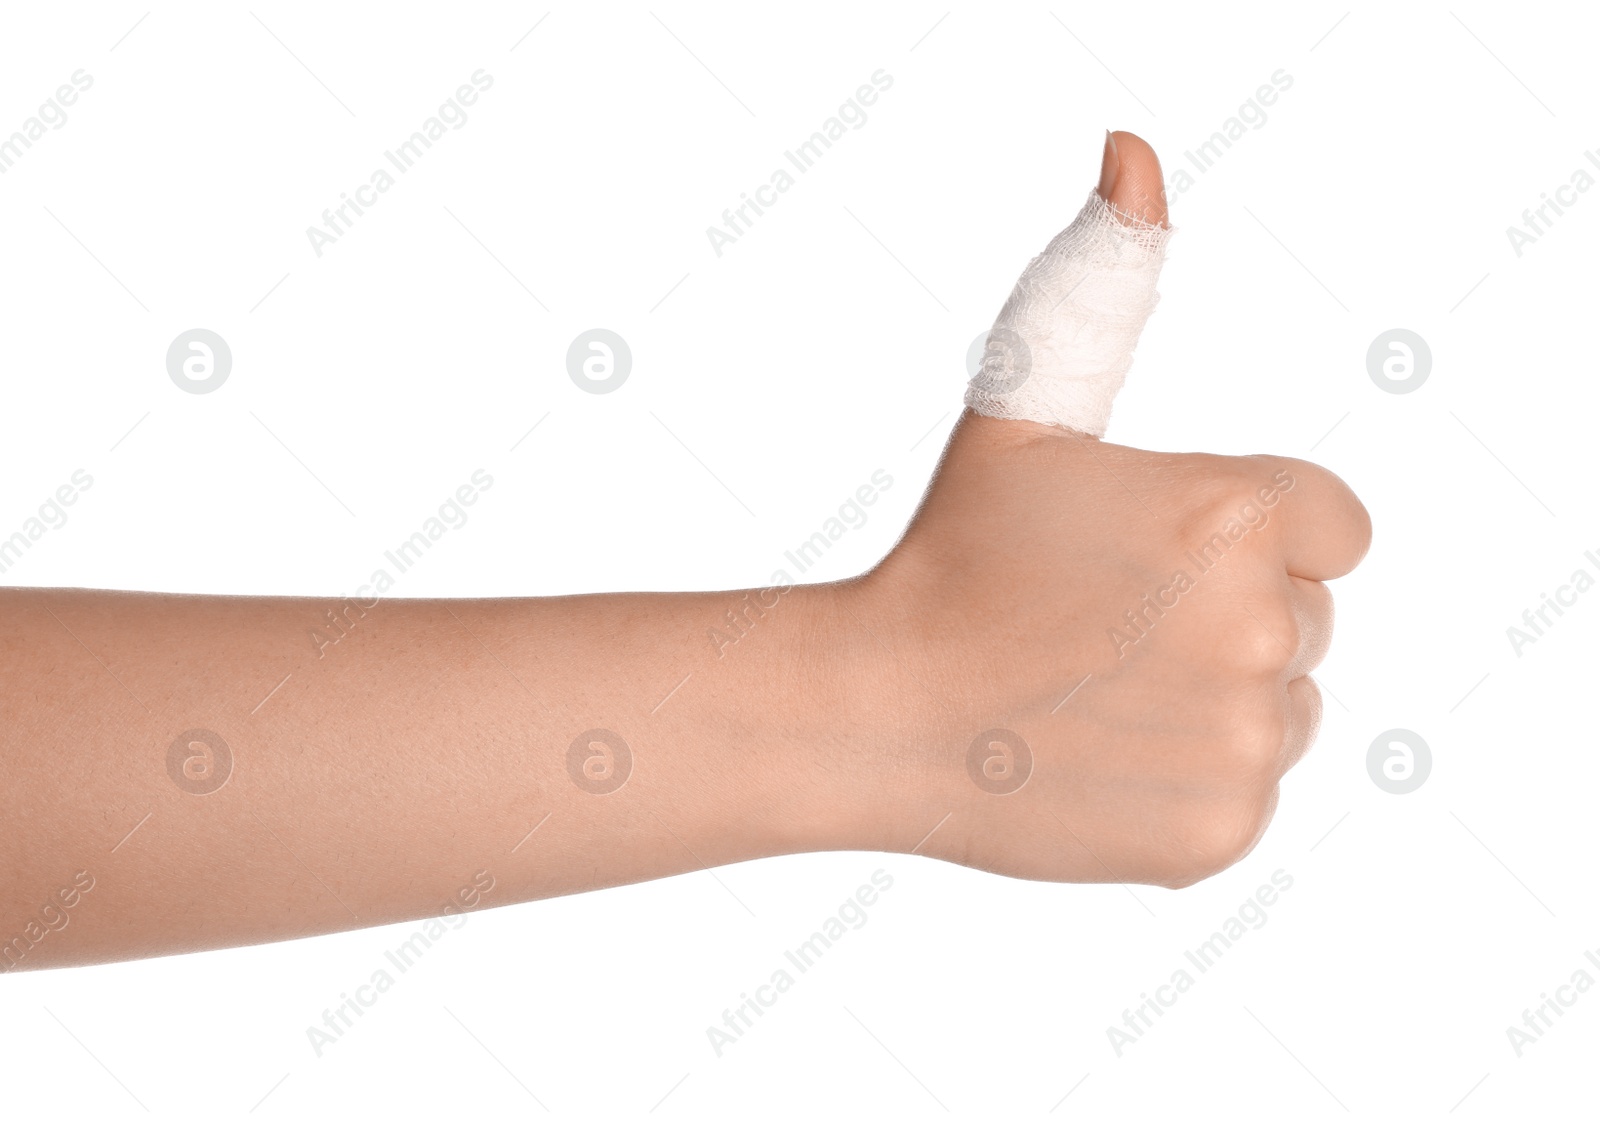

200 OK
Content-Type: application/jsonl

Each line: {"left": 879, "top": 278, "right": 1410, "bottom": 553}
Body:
{"left": 965, "top": 189, "right": 1172, "bottom": 436}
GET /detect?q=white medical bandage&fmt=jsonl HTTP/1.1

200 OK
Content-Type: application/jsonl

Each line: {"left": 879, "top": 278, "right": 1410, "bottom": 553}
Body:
{"left": 965, "top": 190, "right": 1172, "bottom": 436}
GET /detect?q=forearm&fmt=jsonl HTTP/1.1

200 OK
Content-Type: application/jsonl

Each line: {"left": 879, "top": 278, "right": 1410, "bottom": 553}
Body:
{"left": 0, "top": 580, "right": 920, "bottom": 971}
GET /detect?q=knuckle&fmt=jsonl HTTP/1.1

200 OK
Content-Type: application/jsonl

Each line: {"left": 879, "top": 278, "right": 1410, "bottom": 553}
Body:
{"left": 1236, "top": 599, "right": 1299, "bottom": 674}
{"left": 1209, "top": 708, "right": 1286, "bottom": 783}
{"left": 1270, "top": 455, "right": 1374, "bottom": 569}
{"left": 1170, "top": 802, "right": 1268, "bottom": 883}
{"left": 1285, "top": 678, "right": 1324, "bottom": 764}
{"left": 1180, "top": 477, "right": 1274, "bottom": 555}
{"left": 1228, "top": 615, "right": 1295, "bottom": 675}
{"left": 1251, "top": 454, "right": 1336, "bottom": 506}
{"left": 1169, "top": 481, "right": 1287, "bottom": 600}
{"left": 1297, "top": 580, "right": 1335, "bottom": 646}
{"left": 1295, "top": 676, "right": 1324, "bottom": 724}
{"left": 1237, "top": 710, "right": 1288, "bottom": 770}
{"left": 1265, "top": 608, "right": 1302, "bottom": 663}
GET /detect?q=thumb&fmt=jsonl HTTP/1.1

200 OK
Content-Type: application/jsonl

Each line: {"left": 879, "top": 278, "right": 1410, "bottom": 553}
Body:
{"left": 967, "top": 130, "right": 1172, "bottom": 437}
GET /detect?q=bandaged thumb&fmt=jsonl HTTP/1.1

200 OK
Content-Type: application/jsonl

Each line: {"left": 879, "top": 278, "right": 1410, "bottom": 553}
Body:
{"left": 965, "top": 130, "right": 1172, "bottom": 436}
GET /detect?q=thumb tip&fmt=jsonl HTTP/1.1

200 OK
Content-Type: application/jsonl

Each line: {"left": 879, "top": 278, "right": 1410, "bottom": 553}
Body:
{"left": 1098, "top": 130, "right": 1169, "bottom": 229}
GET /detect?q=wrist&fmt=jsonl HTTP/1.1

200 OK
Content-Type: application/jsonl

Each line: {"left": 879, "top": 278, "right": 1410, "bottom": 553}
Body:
{"left": 762, "top": 571, "right": 959, "bottom": 861}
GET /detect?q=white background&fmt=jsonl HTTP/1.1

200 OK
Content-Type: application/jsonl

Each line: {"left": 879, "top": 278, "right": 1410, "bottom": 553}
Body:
{"left": 1, "top": 2, "right": 1595, "bottom": 1120}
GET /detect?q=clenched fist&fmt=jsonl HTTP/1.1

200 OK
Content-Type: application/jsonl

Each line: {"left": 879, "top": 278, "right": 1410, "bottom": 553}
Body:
{"left": 843, "top": 132, "right": 1371, "bottom": 889}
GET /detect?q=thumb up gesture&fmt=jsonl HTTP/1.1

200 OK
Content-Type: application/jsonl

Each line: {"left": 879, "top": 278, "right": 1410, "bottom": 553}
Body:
{"left": 877, "top": 131, "right": 1372, "bottom": 889}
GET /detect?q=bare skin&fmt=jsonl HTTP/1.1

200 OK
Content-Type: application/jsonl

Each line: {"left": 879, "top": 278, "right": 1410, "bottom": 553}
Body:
{"left": 0, "top": 132, "right": 1369, "bottom": 972}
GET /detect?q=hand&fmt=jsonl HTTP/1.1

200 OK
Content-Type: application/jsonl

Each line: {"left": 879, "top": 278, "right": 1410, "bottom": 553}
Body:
{"left": 851, "top": 132, "right": 1371, "bottom": 889}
